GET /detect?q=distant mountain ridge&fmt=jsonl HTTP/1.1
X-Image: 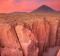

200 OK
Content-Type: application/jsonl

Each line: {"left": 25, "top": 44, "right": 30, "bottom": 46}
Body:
{"left": 11, "top": 11, "right": 27, "bottom": 14}
{"left": 31, "top": 5, "right": 59, "bottom": 13}
{"left": 1, "top": 5, "right": 59, "bottom": 14}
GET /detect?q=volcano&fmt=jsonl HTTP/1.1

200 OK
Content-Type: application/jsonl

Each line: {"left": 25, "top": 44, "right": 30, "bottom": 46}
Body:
{"left": 31, "top": 5, "right": 57, "bottom": 13}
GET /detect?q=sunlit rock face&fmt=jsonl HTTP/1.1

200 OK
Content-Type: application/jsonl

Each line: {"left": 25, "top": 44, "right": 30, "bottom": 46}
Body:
{"left": 15, "top": 23, "right": 39, "bottom": 56}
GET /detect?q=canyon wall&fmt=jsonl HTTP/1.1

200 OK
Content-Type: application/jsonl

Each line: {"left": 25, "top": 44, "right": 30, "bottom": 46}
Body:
{"left": 0, "top": 18, "right": 60, "bottom": 56}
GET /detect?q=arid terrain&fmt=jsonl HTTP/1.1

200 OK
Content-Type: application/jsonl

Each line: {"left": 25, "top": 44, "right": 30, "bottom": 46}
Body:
{"left": 0, "top": 13, "right": 60, "bottom": 56}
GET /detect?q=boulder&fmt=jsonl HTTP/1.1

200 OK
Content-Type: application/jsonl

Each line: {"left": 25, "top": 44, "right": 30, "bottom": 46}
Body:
{"left": 15, "top": 24, "right": 39, "bottom": 56}
{"left": 0, "top": 24, "right": 20, "bottom": 48}
{"left": 1, "top": 47, "right": 23, "bottom": 56}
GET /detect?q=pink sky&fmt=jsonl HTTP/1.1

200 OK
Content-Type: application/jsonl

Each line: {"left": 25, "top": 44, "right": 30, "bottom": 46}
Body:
{"left": 0, "top": 0, "right": 60, "bottom": 13}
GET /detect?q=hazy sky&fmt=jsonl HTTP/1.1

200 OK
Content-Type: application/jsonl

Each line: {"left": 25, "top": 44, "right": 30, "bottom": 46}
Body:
{"left": 0, "top": 0, "right": 60, "bottom": 13}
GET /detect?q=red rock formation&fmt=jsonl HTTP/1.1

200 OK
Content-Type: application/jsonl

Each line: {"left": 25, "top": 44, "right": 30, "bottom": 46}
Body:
{"left": 56, "top": 27, "right": 60, "bottom": 46}
{"left": 43, "top": 20, "right": 50, "bottom": 51}
{"left": 49, "top": 19, "right": 58, "bottom": 47}
{"left": 0, "top": 23, "right": 23, "bottom": 56}
{"left": 56, "top": 21, "right": 60, "bottom": 46}
{"left": 27, "top": 19, "right": 47, "bottom": 56}
{"left": 31, "top": 19, "right": 38, "bottom": 38}
{"left": 0, "top": 18, "right": 60, "bottom": 56}
{"left": 27, "top": 19, "right": 59, "bottom": 55}
{"left": 0, "top": 24, "right": 20, "bottom": 48}
{"left": 36, "top": 19, "right": 46, "bottom": 56}
{"left": 1, "top": 47, "right": 23, "bottom": 56}
{"left": 15, "top": 23, "right": 39, "bottom": 56}
{"left": 57, "top": 49, "right": 60, "bottom": 56}
{"left": 15, "top": 19, "right": 60, "bottom": 56}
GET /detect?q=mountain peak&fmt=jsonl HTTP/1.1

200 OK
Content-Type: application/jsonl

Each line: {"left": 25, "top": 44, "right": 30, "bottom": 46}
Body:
{"left": 31, "top": 5, "right": 56, "bottom": 13}
{"left": 40, "top": 5, "right": 48, "bottom": 7}
{"left": 39, "top": 5, "right": 53, "bottom": 9}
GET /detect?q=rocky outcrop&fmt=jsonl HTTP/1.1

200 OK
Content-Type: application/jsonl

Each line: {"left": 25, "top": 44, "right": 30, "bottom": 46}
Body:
{"left": 15, "top": 23, "right": 39, "bottom": 56}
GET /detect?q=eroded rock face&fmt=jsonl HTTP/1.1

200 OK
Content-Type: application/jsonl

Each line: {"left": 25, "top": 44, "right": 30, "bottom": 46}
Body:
{"left": 56, "top": 27, "right": 60, "bottom": 46}
{"left": 27, "top": 19, "right": 50, "bottom": 56}
{"left": 56, "top": 21, "right": 60, "bottom": 46}
{"left": 1, "top": 47, "right": 23, "bottom": 56}
{"left": 57, "top": 49, "right": 60, "bottom": 56}
{"left": 0, "top": 24, "right": 20, "bottom": 48}
{"left": 49, "top": 19, "right": 58, "bottom": 47}
{"left": 27, "top": 19, "right": 59, "bottom": 56}
{"left": 15, "top": 23, "right": 39, "bottom": 56}
{"left": 36, "top": 19, "right": 46, "bottom": 56}
{"left": 43, "top": 20, "right": 50, "bottom": 51}
{"left": 0, "top": 23, "right": 23, "bottom": 56}
{"left": 0, "top": 18, "right": 60, "bottom": 56}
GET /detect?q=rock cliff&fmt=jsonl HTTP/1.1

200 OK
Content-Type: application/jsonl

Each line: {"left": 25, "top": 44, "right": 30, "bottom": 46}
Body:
{"left": 0, "top": 18, "right": 60, "bottom": 56}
